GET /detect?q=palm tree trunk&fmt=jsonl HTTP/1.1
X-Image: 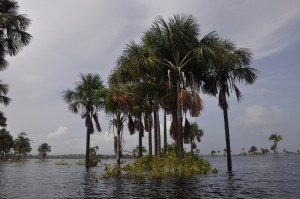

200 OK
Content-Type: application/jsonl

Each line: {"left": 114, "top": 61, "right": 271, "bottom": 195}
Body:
{"left": 154, "top": 110, "right": 157, "bottom": 156}
{"left": 148, "top": 111, "right": 152, "bottom": 156}
{"left": 154, "top": 102, "right": 161, "bottom": 158}
{"left": 164, "top": 109, "right": 167, "bottom": 151}
{"left": 176, "top": 79, "right": 184, "bottom": 161}
{"left": 223, "top": 107, "right": 232, "bottom": 172}
{"left": 190, "top": 137, "right": 193, "bottom": 153}
{"left": 85, "top": 127, "right": 90, "bottom": 167}
{"left": 138, "top": 117, "right": 143, "bottom": 158}
{"left": 116, "top": 129, "right": 121, "bottom": 166}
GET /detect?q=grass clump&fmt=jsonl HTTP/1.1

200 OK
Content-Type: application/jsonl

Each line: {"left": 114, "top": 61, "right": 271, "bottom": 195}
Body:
{"left": 102, "top": 149, "right": 213, "bottom": 178}
{"left": 76, "top": 159, "right": 85, "bottom": 165}
{"left": 54, "top": 160, "right": 69, "bottom": 166}
{"left": 90, "top": 172, "right": 99, "bottom": 182}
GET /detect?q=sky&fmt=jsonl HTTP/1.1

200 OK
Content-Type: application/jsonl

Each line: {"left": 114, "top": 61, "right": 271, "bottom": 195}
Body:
{"left": 1, "top": 0, "right": 300, "bottom": 155}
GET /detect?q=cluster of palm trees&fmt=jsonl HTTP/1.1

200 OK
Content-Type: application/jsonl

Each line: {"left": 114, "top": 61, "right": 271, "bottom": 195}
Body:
{"left": 64, "top": 14, "right": 258, "bottom": 171}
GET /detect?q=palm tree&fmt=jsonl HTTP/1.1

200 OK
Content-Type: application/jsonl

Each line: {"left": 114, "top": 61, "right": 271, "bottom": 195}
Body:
{"left": 202, "top": 38, "right": 258, "bottom": 171}
{"left": 100, "top": 83, "right": 133, "bottom": 166}
{"left": 110, "top": 41, "right": 161, "bottom": 157}
{"left": 38, "top": 143, "right": 51, "bottom": 161}
{"left": 127, "top": 86, "right": 145, "bottom": 158}
{"left": 211, "top": 150, "right": 216, "bottom": 156}
{"left": 63, "top": 73, "right": 104, "bottom": 167}
{"left": 0, "top": 0, "right": 32, "bottom": 70}
{"left": 141, "top": 14, "right": 210, "bottom": 161}
{"left": 183, "top": 121, "right": 204, "bottom": 153}
{"left": 249, "top": 146, "right": 257, "bottom": 155}
{"left": 269, "top": 133, "right": 282, "bottom": 157}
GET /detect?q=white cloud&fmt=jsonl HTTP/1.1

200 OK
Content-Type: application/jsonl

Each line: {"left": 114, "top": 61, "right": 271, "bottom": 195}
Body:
{"left": 46, "top": 126, "right": 69, "bottom": 139}
{"left": 234, "top": 105, "right": 285, "bottom": 128}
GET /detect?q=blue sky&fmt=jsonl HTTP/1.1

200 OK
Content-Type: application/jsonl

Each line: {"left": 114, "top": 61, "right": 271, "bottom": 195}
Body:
{"left": 1, "top": 0, "right": 300, "bottom": 155}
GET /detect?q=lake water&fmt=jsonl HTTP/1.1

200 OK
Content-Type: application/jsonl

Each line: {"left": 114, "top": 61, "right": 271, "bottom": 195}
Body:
{"left": 0, "top": 155, "right": 299, "bottom": 198}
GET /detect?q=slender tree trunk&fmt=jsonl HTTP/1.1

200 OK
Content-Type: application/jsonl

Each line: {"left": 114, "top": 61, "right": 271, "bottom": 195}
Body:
{"left": 138, "top": 118, "right": 143, "bottom": 158}
{"left": 85, "top": 127, "right": 90, "bottom": 167}
{"left": 164, "top": 109, "right": 167, "bottom": 151}
{"left": 223, "top": 107, "right": 232, "bottom": 172}
{"left": 148, "top": 112, "right": 152, "bottom": 156}
{"left": 116, "top": 113, "right": 122, "bottom": 166}
{"left": 190, "top": 137, "right": 193, "bottom": 153}
{"left": 154, "top": 110, "right": 157, "bottom": 156}
{"left": 176, "top": 79, "right": 183, "bottom": 161}
{"left": 116, "top": 128, "right": 121, "bottom": 166}
{"left": 154, "top": 102, "right": 161, "bottom": 158}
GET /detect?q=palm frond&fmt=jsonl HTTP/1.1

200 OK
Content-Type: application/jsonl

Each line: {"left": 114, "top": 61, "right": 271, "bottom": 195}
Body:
{"left": 93, "top": 113, "right": 101, "bottom": 132}
{"left": 190, "top": 91, "right": 203, "bottom": 117}
{"left": 178, "top": 88, "right": 192, "bottom": 113}
{"left": 233, "top": 84, "right": 242, "bottom": 102}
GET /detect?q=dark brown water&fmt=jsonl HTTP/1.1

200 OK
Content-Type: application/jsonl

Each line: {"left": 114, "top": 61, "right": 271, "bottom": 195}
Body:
{"left": 1, "top": 155, "right": 299, "bottom": 198}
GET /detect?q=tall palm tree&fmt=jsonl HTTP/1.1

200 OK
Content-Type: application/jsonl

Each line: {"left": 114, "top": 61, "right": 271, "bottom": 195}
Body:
{"left": 202, "top": 38, "right": 258, "bottom": 171}
{"left": 110, "top": 40, "right": 161, "bottom": 157}
{"left": 269, "top": 133, "right": 282, "bottom": 157}
{"left": 127, "top": 85, "right": 145, "bottom": 158}
{"left": 100, "top": 83, "right": 133, "bottom": 166}
{"left": 0, "top": 0, "right": 32, "bottom": 70}
{"left": 63, "top": 73, "right": 104, "bottom": 166}
{"left": 141, "top": 14, "right": 210, "bottom": 161}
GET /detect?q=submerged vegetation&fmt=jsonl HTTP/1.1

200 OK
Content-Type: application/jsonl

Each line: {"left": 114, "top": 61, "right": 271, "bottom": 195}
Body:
{"left": 102, "top": 146, "right": 215, "bottom": 178}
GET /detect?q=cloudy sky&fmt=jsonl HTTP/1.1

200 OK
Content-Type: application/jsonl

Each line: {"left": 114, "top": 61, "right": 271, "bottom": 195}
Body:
{"left": 1, "top": 0, "right": 300, "bottom": 155}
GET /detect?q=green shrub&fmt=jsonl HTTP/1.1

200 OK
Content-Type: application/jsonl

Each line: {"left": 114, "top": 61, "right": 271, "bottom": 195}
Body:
{"left": 102, "top": 150, "right": 213, "bottom": 178}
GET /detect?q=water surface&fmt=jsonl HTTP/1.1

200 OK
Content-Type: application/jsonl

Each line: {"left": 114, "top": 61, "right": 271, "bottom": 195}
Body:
{"left": 1, "top": 155, "right": 299, "bottom": 198}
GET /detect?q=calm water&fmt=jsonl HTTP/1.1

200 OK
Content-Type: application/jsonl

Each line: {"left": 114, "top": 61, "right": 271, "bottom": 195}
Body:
{"left": 0, "top": 155, "right": 300, "bottom": 198}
